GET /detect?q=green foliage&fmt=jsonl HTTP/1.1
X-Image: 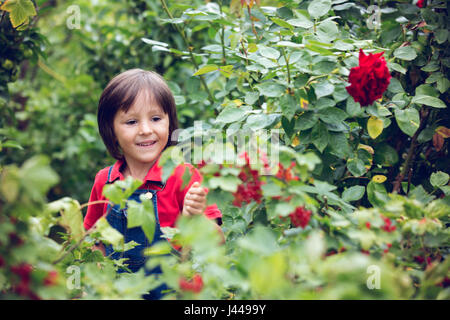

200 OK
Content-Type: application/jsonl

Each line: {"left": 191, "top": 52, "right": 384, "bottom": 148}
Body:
{"left": 1, "top": 0, "right": 448, "bottom": 300}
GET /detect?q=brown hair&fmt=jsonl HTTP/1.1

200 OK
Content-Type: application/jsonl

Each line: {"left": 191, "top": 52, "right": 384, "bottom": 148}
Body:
{"left": 97, "top": 69, "right": 179, "bottom": 160}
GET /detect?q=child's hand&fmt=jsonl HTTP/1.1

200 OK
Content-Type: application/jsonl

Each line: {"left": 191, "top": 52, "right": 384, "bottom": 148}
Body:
{"left": 182, "top": 182, "right": 208, "bottom": 216}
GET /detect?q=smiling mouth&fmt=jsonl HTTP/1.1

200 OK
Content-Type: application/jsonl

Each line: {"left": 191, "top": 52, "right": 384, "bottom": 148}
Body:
{"left": 136, "top": 141, "right": 156, "bottom": 147}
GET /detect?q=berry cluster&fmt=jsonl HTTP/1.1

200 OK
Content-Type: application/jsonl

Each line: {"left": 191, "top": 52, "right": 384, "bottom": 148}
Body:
{"left": 179, "top": 274, "right": 204, "bottom": 293}
{"left": 381, "top": 216, "right": 396, "bottom": 232}
{"left": 232, "top": 152, "right": 263, "bottom": 207}
{"left": 289, "top": 206, "right": 312, "bottom": 229}
{"left": 10, "top": 263, "right": 40, "bottom": 300}
{"left": 276, "top": 161, "right": 299, "bottom": 182}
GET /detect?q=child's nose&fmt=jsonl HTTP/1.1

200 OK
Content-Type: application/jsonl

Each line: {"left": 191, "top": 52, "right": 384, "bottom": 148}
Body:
{"left": 139, "top": 120, "right": 153, "bottom": 135}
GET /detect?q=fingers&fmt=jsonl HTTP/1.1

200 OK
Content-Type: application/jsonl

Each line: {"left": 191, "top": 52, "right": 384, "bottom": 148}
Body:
{"left": 183, "top": 181, "right": 207, "bottom": 216}
{"left": 187, "top": 182, "right": 207, "bottom": 196}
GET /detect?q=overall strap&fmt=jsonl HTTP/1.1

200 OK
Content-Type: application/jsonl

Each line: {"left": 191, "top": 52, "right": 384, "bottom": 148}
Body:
{"left": 106, "top": 166, "right": 114, "bottom": 184}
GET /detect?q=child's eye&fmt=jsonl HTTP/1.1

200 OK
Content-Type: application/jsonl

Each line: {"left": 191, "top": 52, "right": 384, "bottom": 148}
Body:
{"left": 152, "top": 117, "right": 161, "bottom": 122}
{"left": 125, "top": 120, "right": 137, "bottom": 125}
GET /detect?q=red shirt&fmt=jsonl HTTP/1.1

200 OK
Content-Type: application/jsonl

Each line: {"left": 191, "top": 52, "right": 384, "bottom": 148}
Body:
{"left": 83, "top": 158, "right": 222, "bottom": 230}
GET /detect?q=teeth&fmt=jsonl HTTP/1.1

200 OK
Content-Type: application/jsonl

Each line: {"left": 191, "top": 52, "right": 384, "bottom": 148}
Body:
{"left": 138, "top": 142, "right": 155, "bottom": 146}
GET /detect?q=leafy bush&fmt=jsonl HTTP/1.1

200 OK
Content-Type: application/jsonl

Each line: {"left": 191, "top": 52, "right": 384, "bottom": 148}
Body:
{"left": 0, "top": 0, "right": 448, "bottom": 300}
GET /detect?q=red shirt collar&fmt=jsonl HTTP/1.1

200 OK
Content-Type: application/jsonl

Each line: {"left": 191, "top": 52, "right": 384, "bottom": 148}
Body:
{"left": 108, "top": 157, "right": 164, "bottom": 184}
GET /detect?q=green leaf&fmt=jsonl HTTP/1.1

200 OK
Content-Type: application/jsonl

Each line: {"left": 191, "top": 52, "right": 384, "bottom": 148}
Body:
{"left": 329, "top": 132, "right": 351, "bottom": 158}
{"left": 1, "top": 140, "right": 23, "bottom": 150}
{"left": 388, "top": 62, "right": 407, "bottom": 74}
{"left": 346, "top": 97, "right": 363, "bottom": 117}
{"left": 313, "top": 81, "right": 334, "bottom": 99}
{"left": 216, "top": 107, "right": 249, "bottom": 123}
{"left": 334, "top": 40, "right": 354, "bottom": 51}
{"left": 316, "top": 20, "right": 338, "bottom": 42}
{"left": 415, "top": 84, "right": 439, "bottom": 97}
{"left": 412, "top": 95, "right": 447, "bottom": 109}
{"left": 436, "top": 78, "right": 450, "bottom": 94}
{"left": 0, "top": 0, "right": 36, "bottom": 28}
{"left": 238, "top": 225, "right": 279, "bottom": 256}
{"left": 434, "top": 29, "right": 448, "bottom": 44}
{"left": 95, "top": 217, "right": 123, "bottom": 248}
{"left": 347, "top": 158, "right": 366, "bottom": 177}
{"left": 374, "top": 143, "right": 399, "bottom": 167}
{"left": 193, "top": 64, "right": 218, "bottom": 76}
{"left": 342, "top": 185, "right": 365, "bottom": 202}
{"left": 127, "top": 197, "right": 156, "bottom": 243}
{"left": 280, "top": 93, "right": 297, "bottom": 121}
{"left": 159, "top": 146, "right": 183, "bottom": 183}
{"left": 144, "top": 241, "right": 172, "bottom": 256}
{"left": 295, "top": 112, "right": 319, "bottom": 130}
{"left": 393, "top": 46, "right": 417, "bottom": 61}
{"left": 219, "top": 65, "right": 234, "bottom": 78}
{"left": 366, "top": 181, "right": 389, "bottom": 207}
{"left": 259, "top": 45, "right": 280, "bottom": 60}
{"left": 0, "top": 165, "right": 20, "bottom": 202}
{"left": 317, "top": 107, "right": 348, "bottom": 124}
{"left": 245, "top": 113, "right": 280, "bottom": 130}
{"left": 208, "top": 175, "right": 241, "bottom": 193}
{"left": 261, "top": 182, "right": 283, "bottom": 198}
{"left": 180, "top": 166, "right": 192, "bottom": 191}
{"left": 245, "top": 91, "right": 260, "bottom": 105}
{"left": 20, "top": 155, "right": 60, "bottom": 202}
{"left": 387, "top": 77, "right": 404, "bottom": 93}
{"left": 274, "top": 202, "right": 296, "bottom": 219}
{"left": 308, "top": 0, "right": 332, "bottom": 19}
{"left": 102, "top": 176, "right": 142, "bottom": 209}
{"left": 394, "top": 108, "right": 420, "bottom": 137}
{"left": 48, "top": 197, "right": 84, "bottom": 242}
{"left": 256, "top": 81, "right": 286, "bottom": 98}
{"left": 430, "top": 171, "right": 449, "bottom": 189}
{"left": 141, "top": 38, "right": 169, "bottom": 47}
{"left": 421, "top": 61, "right": 440, "bottom": 72}
{"left": 270, "top": 17, "right": 293, "bottom": 29}
{"left": 287, "top": 15, "right": 314, "bottom": 29}
{"left": 310, "top": 121, "right": 329, "bottom": 153}
{"left": 305, "top": 43, "right": 335, "bottom": 56}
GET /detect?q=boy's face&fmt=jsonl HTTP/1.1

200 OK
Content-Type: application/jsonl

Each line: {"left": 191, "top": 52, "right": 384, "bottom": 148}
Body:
{"left": 113, "top": 90, "right": 170, "bottom": 170}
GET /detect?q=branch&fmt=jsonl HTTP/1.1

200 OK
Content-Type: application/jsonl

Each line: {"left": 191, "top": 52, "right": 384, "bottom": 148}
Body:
{"left": 392, "top": 108, "right": 430, "bottom": 193}
{"left": 52, "top": 229, "right": 93, "bottom": 265}
{"left": 159, "top": 0, "right": 215, "bottom": 105}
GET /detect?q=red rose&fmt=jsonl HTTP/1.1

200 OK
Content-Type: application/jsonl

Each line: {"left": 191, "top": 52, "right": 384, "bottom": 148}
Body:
{"left": 346, "top": 49, "right": 391, "bottom": 106}
{"left": 179, "top": 274, "right": 204, "bottom": 293}
{"left": 416, "top": 0, "right": 425, "bottom": 8}
{"left": 289, "top": 206, "right": 311, "bottom": 229}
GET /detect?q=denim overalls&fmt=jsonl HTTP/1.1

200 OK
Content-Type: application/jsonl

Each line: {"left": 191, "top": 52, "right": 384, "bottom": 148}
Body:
{"left": 104, "top": 166, "right": 168, "bottom": 299}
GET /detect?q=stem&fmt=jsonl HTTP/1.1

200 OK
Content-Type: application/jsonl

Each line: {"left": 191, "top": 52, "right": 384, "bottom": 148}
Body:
{"left": 279, "top": 34, "right": 292, "bottom": 93}
{"left": 392, "top": 108, "right": 430, "bottom": 193}
{"left": 159, "top": 0, "right": 215, "bottom": 104}
{"left": 218, "top": 0, "right": 227, "bottom": 65}
{"left": 247, "top": 6, "right": 258, "bottom": 38}
{"left": 80, "top": 200, "right": 111, "bottom": 211}
{"left": 280, "top": 34, "right": 293, "bottom": 94}
{"left": 240, "top": 39, "right": 248, "bottom": 64}
{"left": 52, "top": 229, "right": 93, "bottom": 265}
